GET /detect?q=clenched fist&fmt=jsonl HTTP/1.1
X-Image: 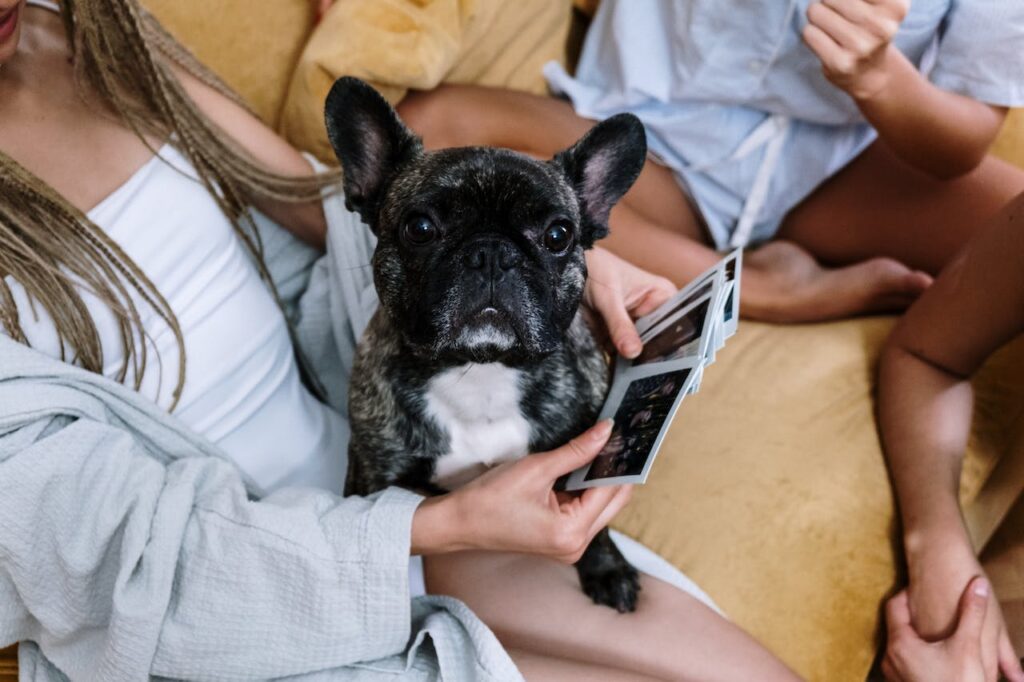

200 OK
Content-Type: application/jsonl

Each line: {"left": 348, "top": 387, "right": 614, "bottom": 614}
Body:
{"left": 803, "top": 0, "right": 909, "bottom": 100}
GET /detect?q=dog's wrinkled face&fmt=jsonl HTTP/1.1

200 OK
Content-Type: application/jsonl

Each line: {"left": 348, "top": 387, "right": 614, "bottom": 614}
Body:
{"left": 325, "top": 77, "right": 646, "bottom": 364}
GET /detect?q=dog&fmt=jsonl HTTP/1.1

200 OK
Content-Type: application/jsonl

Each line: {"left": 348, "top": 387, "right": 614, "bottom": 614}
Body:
{"left": 325, "top": 77, "right": 647, "bottom": 612}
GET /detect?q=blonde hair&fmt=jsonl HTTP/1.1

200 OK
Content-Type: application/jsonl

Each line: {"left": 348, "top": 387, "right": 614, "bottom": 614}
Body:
{"left": 0, "top": 0, "right": 339, "bottom": 408}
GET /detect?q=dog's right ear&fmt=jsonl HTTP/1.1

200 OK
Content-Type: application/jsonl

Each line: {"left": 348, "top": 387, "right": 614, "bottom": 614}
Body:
{"left": 325, "top": 77, "right": 422, "bottom": 224}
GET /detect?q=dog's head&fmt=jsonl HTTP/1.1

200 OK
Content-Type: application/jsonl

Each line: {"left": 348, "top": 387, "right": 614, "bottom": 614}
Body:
{"left": 325, "top": 77, "right": 646, "bottom": 364}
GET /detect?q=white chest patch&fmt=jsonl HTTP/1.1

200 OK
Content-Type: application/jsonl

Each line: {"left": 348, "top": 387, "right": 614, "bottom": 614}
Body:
{"left": 424, "top": 363, "right": 533, "bottom": 489}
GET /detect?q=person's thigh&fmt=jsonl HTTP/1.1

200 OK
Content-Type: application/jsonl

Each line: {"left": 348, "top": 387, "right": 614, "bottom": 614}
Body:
{"left": 779, "top": 140, "right": 1024, "bottom": 274}
{"left": 399, "top": 85, "right": 705, "bottom": 242}
{"left": 423, "top": 551, "right": 799, "bottom": 682}
{"left": 506, "top": 648, "right": 664, "bottom": 682}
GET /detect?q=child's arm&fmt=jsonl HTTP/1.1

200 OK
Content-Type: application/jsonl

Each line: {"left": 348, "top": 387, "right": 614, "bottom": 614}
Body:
{"left": 878, "top": 192, "right": 1024, "bottom": 681}
{"left": 803, "top": 0, "right": 1008, "bottom": 180}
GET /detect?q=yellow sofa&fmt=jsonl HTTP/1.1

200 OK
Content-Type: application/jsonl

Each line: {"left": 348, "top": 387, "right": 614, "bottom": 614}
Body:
{"left": 2, "top": 2, "right": 1022, "bottom": 680}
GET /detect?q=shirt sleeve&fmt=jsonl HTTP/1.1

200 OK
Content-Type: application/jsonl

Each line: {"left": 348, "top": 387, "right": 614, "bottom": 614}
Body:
{"left": 930, "top": 0, "right": 1024, "bottom": 107}
{"left": 0, "top": 411, "right": 423, "bottom": 680}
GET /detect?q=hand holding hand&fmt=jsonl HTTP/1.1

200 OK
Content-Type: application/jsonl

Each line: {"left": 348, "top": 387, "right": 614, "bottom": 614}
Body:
{"left": 904, "top": 541, "right": 1023, "bottom": 682}
{"left": 883, "top": 577, "right": 1023, "bottom": 682}
{"left": 412, "top": 420, "right": 633, "bottom": 563}
{"left": 803, "top": 0, "right": 909, "bottom": 100}
{"left": 584, "top": 247, "right": 675, "bottom": 359}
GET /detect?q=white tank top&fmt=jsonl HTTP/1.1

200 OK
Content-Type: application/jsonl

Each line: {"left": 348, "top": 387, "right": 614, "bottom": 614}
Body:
{"left": 5, "top": 143, "right": 348, "bottom": 493}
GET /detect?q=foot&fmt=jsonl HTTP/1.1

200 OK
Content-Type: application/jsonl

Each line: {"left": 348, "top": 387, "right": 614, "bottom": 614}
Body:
{"left": 575, "top": 529, "right": 642, "bottom": 613}
{"left": 742, "top": 241, "right": 933, "bottom": 323}
{"left": 578, "top": 561, "right": 642, "bottom": 613}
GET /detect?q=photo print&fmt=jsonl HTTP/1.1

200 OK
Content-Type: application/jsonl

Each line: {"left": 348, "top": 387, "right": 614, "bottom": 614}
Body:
{"left": 583, "top": 368, "right": 692, "bottom": 482}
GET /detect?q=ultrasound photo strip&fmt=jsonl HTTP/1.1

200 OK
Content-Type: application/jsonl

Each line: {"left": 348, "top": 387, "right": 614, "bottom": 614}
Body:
{"left": 563, "top": 357, "right": 702, "bottom": 490}
{"left": 565, "top": 250, "right": 742, "bottom": 489}
{"left": 636, "top": 281, "right": 722, "bottom": 368}
{"left": 634, "top": 257, "right": 723, "bottom": 337}
{"left": 720, "top": 249, "right": 742, "bottom": 339}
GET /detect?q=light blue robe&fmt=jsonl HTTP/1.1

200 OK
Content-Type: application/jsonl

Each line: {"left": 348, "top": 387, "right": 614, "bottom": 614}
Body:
{"left": 0, "top": 193, "right": 523, "bottom": 681}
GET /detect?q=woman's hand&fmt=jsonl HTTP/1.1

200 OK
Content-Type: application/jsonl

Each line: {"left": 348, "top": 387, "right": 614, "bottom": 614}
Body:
{"left": 803, "top": 0, "right": 908, "bottom": 100}
{"left": 882, "top": 577, "right": 1023, "bottom": 682}
{"left": 583, "top": 247, "right": 676, "bottom": 359}
{"left": 903, "top": 538, "right": 1023, "bottom": 681}
{"left": 411, "top": 420, "right": 633, "bottom": 562}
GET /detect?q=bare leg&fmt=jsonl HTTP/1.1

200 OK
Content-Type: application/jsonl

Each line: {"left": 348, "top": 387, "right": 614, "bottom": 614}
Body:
{"left": 399, "top": 85, "right": 704, "bottom": 239}
{"left": 398, "top": 86, "right": 989, "bottom": 322}
{"left": 423, "top": 552, "right": 800, "bottom": 682}
{"left": 507, "top": 648, "right": 665, "bottom": 682}
{"left": 779, "top": 140, "right": 1024, "bottom": 274}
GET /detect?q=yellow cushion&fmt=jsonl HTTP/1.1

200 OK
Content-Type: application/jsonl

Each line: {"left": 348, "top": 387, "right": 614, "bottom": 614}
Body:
{"left": 278, "top": 0, "right": 572, "bottom": 161}
{"left": 142, "top": 0, "right": 313, "bottom": 126}
{"left": 994, "top": 110, "right": 1024, "bottom": 168}
{"left": 612, "top": 320, "right": 1024, "bottom": 680}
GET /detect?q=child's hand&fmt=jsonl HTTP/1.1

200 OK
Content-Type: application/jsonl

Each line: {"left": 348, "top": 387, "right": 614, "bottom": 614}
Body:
{"left": 905, "top": 540, "right": 1024, "bottom": 682}
{"left": 803, "top": 0, "right": 909, "bottom": 100}
{"left": 882, "top": 577, "right": 1024, "bottom": 682}
{"left": 882, "top": 579, "right": 991, "bottom": 682}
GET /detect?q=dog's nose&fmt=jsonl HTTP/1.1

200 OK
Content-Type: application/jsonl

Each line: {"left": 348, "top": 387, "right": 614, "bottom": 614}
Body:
{"left": 464, "top": 240, "right": 520, "bottom": 273}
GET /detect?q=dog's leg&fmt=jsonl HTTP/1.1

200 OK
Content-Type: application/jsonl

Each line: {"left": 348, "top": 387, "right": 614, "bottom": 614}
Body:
{"left": 574, "top": 528, "right": 641, "bottom": 613}
{"left": 343, "top": 454, "right": 372, "bottom": 497}
{"left": 345, "top": 450, "right": 447, "bottom": 498}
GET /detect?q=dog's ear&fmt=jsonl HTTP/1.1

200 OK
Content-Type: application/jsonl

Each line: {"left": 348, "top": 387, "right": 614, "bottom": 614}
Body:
{"left": 553, "top": 113, "right": 647, "bottom": 247}
{"left": 325, "top": 76, "right": 422, "bottom": 225}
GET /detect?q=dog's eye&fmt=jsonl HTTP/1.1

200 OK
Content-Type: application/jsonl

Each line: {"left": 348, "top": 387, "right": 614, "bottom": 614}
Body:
{"left": 403, "top": 216, "right": 437, "bottom": 245}
{"left": 542, "top": 222, "right": 572, "bottom": 253}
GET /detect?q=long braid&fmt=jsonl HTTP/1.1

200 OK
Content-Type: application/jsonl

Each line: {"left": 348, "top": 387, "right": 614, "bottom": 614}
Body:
{"left": 0, "top": 0, "right": 341, "bottom": 409}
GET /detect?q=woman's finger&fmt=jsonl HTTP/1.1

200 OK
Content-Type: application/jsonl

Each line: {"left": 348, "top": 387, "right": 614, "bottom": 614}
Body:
{"left": 885, "top": 590, "right": 913, "bottom": 634}
{"left": 591, "top": 282, "right": 644, "bottom": 358}
{"left": 574, "top": 482, "right": 624, "bottom": 524}
{"left": 584, "top": 484, "right": 634, "bottom": 539}
{"left": 535, "top": 420, "right": 614, "bottom": 480}
{"left": 998, "top": 628, "right": 1024, "bottom": 682}
{"left": 952, "top": 577, "right": 989, "bottom": 657}
{"left": 632, "top": 284, "right": 674, "bottom": 318}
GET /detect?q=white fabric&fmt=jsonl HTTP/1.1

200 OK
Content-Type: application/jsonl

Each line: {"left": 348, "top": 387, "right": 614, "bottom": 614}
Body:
{"left": 25, "top": 0, "right": 59, "bottom": 11}
{"left": 4, "top": 144, "right": 348, "bottom": 492}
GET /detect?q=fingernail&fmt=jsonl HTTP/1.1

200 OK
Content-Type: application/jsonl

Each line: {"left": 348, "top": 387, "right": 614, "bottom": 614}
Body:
{"left": 973, "top": 578, "right": 990, "bottom": 597}
{"left": 620, "top": 337, "right": 641, "bottom": 359}
{"left": 592, "top": 419, "right": 614, "bottom": 440}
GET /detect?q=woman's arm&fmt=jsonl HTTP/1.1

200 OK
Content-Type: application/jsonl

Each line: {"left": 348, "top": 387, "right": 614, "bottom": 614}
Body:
{"left": 804, "top": 1, "right": 1007, "bottom": 179}
{"left": 878, "top": 192, "right": 1024, "bottom": 679}
{"left": 413, "top": 420, "right": 632, "bottom": 561}
{"left": 170, "top": 63, "right": 330, "bottom": 249}
{"left": 0, "top": 415, "right": 422, "bottom": 678}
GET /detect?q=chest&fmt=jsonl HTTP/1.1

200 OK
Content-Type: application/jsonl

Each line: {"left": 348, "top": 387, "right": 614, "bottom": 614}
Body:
{"left": 423, "top": 363, "right": 534, "bottom": 489}
{"left": 0, "top": 17, "right": 160, "bottom": 215}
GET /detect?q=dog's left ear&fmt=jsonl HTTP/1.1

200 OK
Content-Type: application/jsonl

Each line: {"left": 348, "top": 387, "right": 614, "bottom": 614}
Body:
{"left": 553, "top": 113, "right": 647, "bottom": 247}
{"left": 324, "top": 76, "right": 422, "bottom": 225}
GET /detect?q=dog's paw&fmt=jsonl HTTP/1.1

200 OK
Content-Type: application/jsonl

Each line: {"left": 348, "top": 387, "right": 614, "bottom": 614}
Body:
{"left": 580, "top": 563, "right": 641, "bottom": 613}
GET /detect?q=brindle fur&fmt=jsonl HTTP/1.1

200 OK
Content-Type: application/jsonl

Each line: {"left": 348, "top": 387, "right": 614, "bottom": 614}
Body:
{"left": 327, "top": 77, "right": 646, "bottom": 612}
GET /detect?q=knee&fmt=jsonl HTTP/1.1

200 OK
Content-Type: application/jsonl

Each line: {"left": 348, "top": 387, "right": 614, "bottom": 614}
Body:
{"left": 397, "top": 85, "right": 475, "bottom": 149}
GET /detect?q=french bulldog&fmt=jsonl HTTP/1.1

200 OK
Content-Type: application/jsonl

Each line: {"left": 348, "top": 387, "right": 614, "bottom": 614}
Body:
{"left": 325, "top": 77, "right": 647, "bottom": 612}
